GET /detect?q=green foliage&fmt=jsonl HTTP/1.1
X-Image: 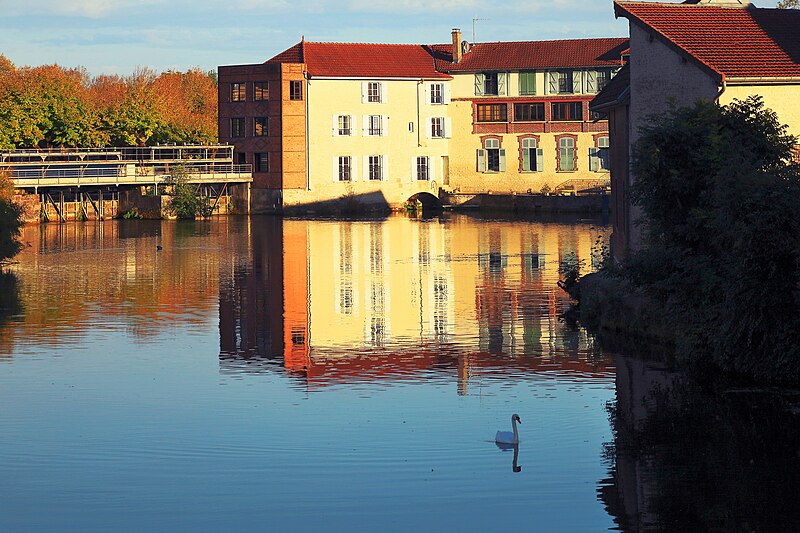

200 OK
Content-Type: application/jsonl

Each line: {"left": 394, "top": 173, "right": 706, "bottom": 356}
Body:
{"left": 165, "top": 165, "right": 198, "bottom": 219}
{"left": 558, "top": 252, "right": 586, "bottom": 300}
{"left": 122, "top": 208, "right": 143, "bottom": 220}
{"left": 0, "top": 174, "right": 23, "bottom": 265}
{"left": 623, "top": 96, "right": 800, "bottom": 384}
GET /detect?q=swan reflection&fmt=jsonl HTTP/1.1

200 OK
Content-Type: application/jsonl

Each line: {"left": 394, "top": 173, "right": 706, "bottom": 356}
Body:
{"left": 495, "top": 442, "right": 522, "bottom": 473}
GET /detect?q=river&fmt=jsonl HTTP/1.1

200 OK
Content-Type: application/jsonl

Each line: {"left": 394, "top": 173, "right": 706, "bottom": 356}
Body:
{"left": 1, "top": 214, "right": 798, "bottom": 531}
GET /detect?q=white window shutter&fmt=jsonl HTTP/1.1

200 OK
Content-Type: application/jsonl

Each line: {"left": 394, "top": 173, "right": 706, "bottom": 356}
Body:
{"left": 351, "top": 156, "right": 358, "bottom": 181}
{"left": 522, "top": 148, "right": 531, "bottom": 172}
{"left": 572, "top": 71, "right": 582, "bottom": 94}
{"left": 429, "top": 156, "right": 436, "bottom": 182}
{"left": 498, "top": 73, "right": 508, "bottom": 96}
{"left": 499, "top": 149, "right": 506, "bottom": 172}
{"left": 424, "top": 85, "right": 430, "bottom": 105}
{"left": 362, "top": 115, "right": 368, "bottom": 136}
{"left": 548, "top": 72, "right": 558, "bottom": 94}
{"left": 381, "top": 155, "right": 388, "bottom": 180}
{"left": 536, "top": 148, "right": 544, "bottom": 172}
{"left": 444, "top": 117, "right": 452, "bottom": 138}
{"left": 361, "top": 82, "right": 368, "bottom": 104}
{"left": 425, "top": 118, "right": 432, "bottom": 139}
{"left": 586, "top": 71, "right": 597, "bottom": 93}
{"left": 589, "top": 148, "right": 599, "bottom": 172}
{"left": 381, "top": 83, "right": 388, "bottom": 103}
{"left": 348, "top": 115, "right": 355, "bottom": 136}
{"left": 363, "top": 155, "right": 370, "bottom": 181}
{"left": 474, "top": 74, "right": 485, "bottom": 96}
{"left": 477, "top": 149, "right": 486, "bottom": 172}
{"left": 411, "top": 157, "right": 417, "bottom": 181}
{"left": 333, "top": 156, "right": 339, "bottom": 182}
{"left": 443, "top": 84, "right": 451, "bottom": 104}
{"left": 332, "top": 115, "right": 338, "bottom": 136}
{"left": 381, "top": 116, "right": 387, "bottom": 137}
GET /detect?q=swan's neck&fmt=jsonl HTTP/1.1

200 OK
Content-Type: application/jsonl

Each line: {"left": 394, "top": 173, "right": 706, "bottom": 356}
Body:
{"left": 512, "top": 418, "right": 519, "bottom": 442}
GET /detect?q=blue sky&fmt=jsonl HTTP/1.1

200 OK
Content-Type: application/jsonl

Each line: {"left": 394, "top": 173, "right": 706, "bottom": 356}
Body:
{"left": 0, "top": 0, "right": 783, "bottom": 76}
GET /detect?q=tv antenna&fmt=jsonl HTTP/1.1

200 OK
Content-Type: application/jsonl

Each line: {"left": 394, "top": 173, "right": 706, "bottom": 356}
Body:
{"left": 472, "top": 18, "right": 489, "bottom": 42}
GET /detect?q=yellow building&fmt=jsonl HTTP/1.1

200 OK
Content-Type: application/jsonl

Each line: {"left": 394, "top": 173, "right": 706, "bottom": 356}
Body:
{"left": 219, "top": 33, "right": 629, "bottom": 213}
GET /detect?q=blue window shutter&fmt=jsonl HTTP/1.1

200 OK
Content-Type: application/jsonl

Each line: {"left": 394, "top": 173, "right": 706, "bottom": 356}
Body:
{"left": 499, "top": 149, "right": 506, "bottom": 172}
{"left": 477, "top": 149, "right": 486, "bottom": 172}
{"left": 536, "top": 148, "right": 544, "bottom": 172}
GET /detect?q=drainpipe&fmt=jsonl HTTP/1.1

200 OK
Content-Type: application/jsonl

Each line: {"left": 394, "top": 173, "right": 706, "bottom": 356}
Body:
{"left": 304, "top": 71, "right": 311, "bottom": 191}
{"left": 417, "top": 80, "right": 423, "bottom": 147}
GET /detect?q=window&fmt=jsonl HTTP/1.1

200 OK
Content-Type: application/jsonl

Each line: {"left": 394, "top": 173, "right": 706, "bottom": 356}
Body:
{"left": 416, "top": 156, "right": 429, "bottom": 181}
{"left": 254, "top": 152, "right": 269, "bottom": 172}
{"left": 591, "top": 136, "right": 610, "bottom": 172}
{"left": 597, "top": 70, "right": 611, "bottom": 92}
{"left": 519, "top": 72, "right": 536, "bottom": 96}
{"left": 230, "top": 82, "right": 245, "bottom": 102}
{"left": 484, "top": 73, "right": 499, "bottom": 95}
{"left": 367, "top": 82, "right": 382, "bottom": 103}
{"left": 254, "top": 117, "right": 268, "bottom": 137}
{"left": 476, "top": 104, "right": 507, "bottom": 123}
{"left": 520, "top": 137, "right": 542, "bottom": 172}
{"left": 290, "top": 80, "right": 303, "bottom": 100}
{"left": 431, "top": 117, "right": 444, "bottom": 138}
{"left": 551, "top": 102, "right": 583, "bottom": 121}
{"left": 514, "top": 103, "right": 545, "bottom": 122}
{"left": 338, "top": 115, "right": 351, "bottom": 136}
{"left": 559, "top": 136, "right": 576, "bottom": 172}
{"left": 338, "top": 156, "right": 351, "bottom": 182}
{"left": 230, "top": 117, "right": 245, "bottom": 137}
{"left": 235, "top": 152, "right": 246, "bottom": 165}
{"left": 367, "top": 115, "right": 383, "bottom": 136}
{"left": 254, "top": 81, "right": 269, "bottom": 101}
{"left": 558, "top": 71, "right": 573, "bottom": 94}
{"left": 430, "top": 83, "right": 443, "bottom": 104}
{"left": 368, "top": 155, "right": 383, "bottom": 181}
{"left": 477, "top": 138, "right": 505, "bottom": 173}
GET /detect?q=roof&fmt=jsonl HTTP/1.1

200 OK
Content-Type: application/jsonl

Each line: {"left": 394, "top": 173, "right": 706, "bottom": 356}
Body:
{"left": 431, "top": 38, "right": 630, "bottom": 72}
{"left": 266, "top": 41, "right": 451, "bottom": 79}
{"left": 590, "top": 63, "right": 631, "bottom": 112}
{"left": 615, "top": 2, "right": 800, "bottom": 80}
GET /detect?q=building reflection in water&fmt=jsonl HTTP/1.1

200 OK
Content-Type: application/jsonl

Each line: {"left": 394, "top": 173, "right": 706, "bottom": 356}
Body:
{"left": 218, "top": 215, "right": 611, "bottom": 391}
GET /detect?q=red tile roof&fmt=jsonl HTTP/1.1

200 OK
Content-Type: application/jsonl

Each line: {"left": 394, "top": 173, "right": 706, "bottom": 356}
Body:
{"left": 615, "top": 2, "right": 800, "bottom": 80}
{"left": 431, "top": 38, "right": 629, "bottom": 72}
{"left": 266, "top": 41, "right": 451, "bottom": 79}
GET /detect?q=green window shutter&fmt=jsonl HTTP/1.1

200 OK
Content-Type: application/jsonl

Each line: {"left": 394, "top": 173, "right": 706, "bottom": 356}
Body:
{"left": 589, "top": 148, "right": 599, "bottom": 172}
{"left": 536, "top": 148, "right": 544, "bottom": 172}
{"left": 477, "top": 149, "right": 486, "bottom": 172}
{"left": 586, "top": 71, "right": 597, "bottom": 93}
{"left": 499, "top": 149, "right": 506, "bottom": 172}
{"left": 498, "top": 73, "right": 507, "bottom": 96}
{"left": 522, "top": 147, "right": 531, "bottom": 171}
{"left": 474, "top": 74, "right": 485, "bottom": 96}
{"left": 520, "top": 72, "right": 535, "bottom": 95}
{"left": 548, "top": 72, "right": 559, "bottom": 94}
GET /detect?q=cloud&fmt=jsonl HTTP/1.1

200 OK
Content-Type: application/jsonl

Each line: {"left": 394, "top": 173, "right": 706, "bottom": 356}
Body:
{"left": 347, "top": 0, "right": 477, "bottom": 13}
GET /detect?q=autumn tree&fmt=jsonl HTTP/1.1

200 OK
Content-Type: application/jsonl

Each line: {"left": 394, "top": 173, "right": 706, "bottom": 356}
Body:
{"left": 777, "top": 0, "right": 799, "bottom": 8}
{"left": 0, "top": 170, "right": 23, "bottom": 264}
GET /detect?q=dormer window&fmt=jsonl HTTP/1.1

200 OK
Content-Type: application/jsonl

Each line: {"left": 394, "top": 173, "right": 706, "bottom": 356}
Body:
{"left": 475, "top": 72, "right": 507, "bottom": 96}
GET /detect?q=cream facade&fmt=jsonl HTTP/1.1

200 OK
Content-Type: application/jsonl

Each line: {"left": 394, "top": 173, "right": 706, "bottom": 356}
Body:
{"left": 283, "top": 77, "right": 452, "bottom": 210}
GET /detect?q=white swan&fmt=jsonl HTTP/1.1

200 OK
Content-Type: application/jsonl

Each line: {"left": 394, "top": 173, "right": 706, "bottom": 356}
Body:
{"left": 495, "top": 414, "right": 521, "bottom": 444}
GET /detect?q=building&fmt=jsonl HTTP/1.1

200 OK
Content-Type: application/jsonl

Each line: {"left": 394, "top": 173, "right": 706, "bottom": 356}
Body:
{"left": 592, "top": 0, "right": 800, "bottom": 256}
{"left": 218, "top": 33, "right": 629, "bottom": 213}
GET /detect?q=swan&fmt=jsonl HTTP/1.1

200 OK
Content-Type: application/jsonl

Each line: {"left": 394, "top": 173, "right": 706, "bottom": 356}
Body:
{"left": 495, "top": 414, "right": 521, "bottom": 445}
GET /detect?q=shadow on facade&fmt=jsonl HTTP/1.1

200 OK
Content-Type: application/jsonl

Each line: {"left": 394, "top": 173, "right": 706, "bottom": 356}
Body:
{"left": 600, "top": 355, "right": 800, "bottom": 531}
{"left": 283, "top": 190, "right": 395, "bottom": 215}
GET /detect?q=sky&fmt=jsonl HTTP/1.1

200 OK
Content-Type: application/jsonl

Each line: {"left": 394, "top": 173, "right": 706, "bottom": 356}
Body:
{"left": 0, "top": 0, "right": 784, "bottom": 76}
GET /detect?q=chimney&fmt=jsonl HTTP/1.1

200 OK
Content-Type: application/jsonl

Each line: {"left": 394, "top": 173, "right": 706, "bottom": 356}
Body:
{"left": 452, "top": 28, "right": 462, "bottom": 64}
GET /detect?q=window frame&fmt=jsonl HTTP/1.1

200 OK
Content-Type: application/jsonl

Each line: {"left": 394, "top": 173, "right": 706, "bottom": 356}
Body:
{"left": 476, "top": 103, "right": 507, "bottom": 123}
{"left": 338, "top": 115, "right": 351, "bottom": 136}
{"left": 430, "top": 83, "right": 443, "bottom": 104}
{"left": 230, "top": 117, "right": 245, "bottom": 138}
{"left": 254, "top": 152, "right": 269, "bottom": 173}
{"left": 519, "top": 136, "right": 542, "bottom": 173}
{"left": 253, "top": 81, "right": 269, "bottom": 101}
{"left": 557, "top": 71, "right": 573, "bottom": 94}
{"left": 367, "top": 82, "right": 382, "bottom": 103}
{"left": 290, "top": 80, "right": 303, "bottom": 101}
{"left": 431, "top": 117, "right": 444, "bottom": 138}
{"left": 416, "top": 156, "right": 430, "bottom": 181}
{"left": 484, "top": 72, "right": 499, "bottom": 95}
{"left": 551, "top": 102, "right": 584, "bottom": 121}
{"left": 254, "top": 117, "right": 268, "bottom": 137}
{"left": 338, "top": 156, "right": 352, "bottom": 182}
{"left": 557, "top": 135, "right": 578, "bottom": 172}
{"left": 230, "top": 82, "right": 245, "bottom": 102}
{"left": 367, "top": 115, "right": 383, "bottom": 136}
{"left": 519, "top": 71, "right": 536, "bottom": 96}
{"left": 514, "top": 102, "right": 545, "bottom": 122}
{"left": 368, "top": 155, "right": 383, "bottom": 181}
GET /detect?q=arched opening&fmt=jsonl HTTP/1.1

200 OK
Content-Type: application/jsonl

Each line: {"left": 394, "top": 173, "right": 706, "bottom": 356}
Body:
{"left": 406, "top": 192, "right": 442, "bottom": 215}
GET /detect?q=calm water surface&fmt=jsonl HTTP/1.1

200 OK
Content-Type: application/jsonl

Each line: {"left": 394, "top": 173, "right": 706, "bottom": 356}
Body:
{"left": 4, "top": 214, "right": 793, "bottom": 531}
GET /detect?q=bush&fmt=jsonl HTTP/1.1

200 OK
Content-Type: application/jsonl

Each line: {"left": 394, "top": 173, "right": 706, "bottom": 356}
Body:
{"left": 0, "top": 171, "right": 23, "bottom": 265}
{"left": 622, "top": 96, "right": 800, "bottom": 384}
{"left": 165, "top": 165, "right": 198, "bottom": 219}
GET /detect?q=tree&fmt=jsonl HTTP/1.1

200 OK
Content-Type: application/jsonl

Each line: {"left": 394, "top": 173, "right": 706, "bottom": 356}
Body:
{"left": 0, "top": 171, "right": 23, "bottom": 265}
{"left": 165, "top": 165, "right": 199, "bottom": 219}
{"left": 623, "top": 96, "right": 800, "bottom": 383}
{"left": 777, "top": 0, "right": 799, "bottom": 8}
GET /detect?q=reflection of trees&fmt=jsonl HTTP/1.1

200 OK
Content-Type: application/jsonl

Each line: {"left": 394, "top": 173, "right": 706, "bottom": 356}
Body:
{"left": 9, "top": 220, "right": 225, "bottom": 349}
{"left": 0, "top": 271, "right": 22, "bottom": 357}
{"left": 602, "top": 356, "right": 800, "bottom": 531}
